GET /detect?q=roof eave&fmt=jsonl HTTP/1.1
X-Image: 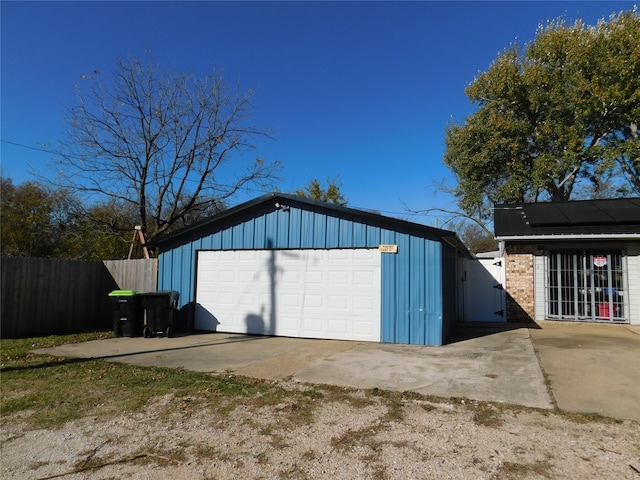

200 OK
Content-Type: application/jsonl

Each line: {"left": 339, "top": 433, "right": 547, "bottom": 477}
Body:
{"left": 496, "top": 233, "right": 640, "bottom": 242}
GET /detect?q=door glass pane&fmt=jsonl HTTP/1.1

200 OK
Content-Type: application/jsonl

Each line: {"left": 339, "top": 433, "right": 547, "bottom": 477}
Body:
{"left": 546, "top": 250, "right": 626, "bottom": 322}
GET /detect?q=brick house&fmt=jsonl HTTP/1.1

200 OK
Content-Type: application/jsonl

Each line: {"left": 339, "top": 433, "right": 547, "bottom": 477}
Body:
{"left": 493, "top": 198, "right": 640, "bottom": 325}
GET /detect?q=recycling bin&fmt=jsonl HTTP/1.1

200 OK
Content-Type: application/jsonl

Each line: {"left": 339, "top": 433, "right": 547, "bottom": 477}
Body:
{"left": 140, "top": 291, "right": 180, "bottom": 338}
{"left": 108, "top": 290, "right": 142, "bottom": 337}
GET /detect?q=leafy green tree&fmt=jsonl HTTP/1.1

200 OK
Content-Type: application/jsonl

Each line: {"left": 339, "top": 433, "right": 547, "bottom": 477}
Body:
{"left": 52, "top": 52, "right": 280, "bottom": 240}
{"left": 0, "top": 178, "right": 68, "bottom": 257}
{"left": 295, "top": 176, "right": 348, "bottom": 206}
{"left": 444, "top": 8, "right": 640, "bottom": 224}
{"left": 1, "top": 177, "right": 141, "bottom": 259}
{"left": 448, "top": 219, "right": 497, "bottom": 254}
{"left": 56, "top": 200, "right": 140, "bottom": 260}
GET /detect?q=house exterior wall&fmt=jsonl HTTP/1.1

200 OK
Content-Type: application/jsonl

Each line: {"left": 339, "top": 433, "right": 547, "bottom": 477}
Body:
{"left": 504, "top": 244, "right": 535, "bottom": 322}
{"left": 533, "top": 253, "right": 546, "bottom": 321}
{"left": 627, "top": 243, "right": 640, "bottom": 324}
{"left": 158, "top": 204, "right": 453, "bottom": 345}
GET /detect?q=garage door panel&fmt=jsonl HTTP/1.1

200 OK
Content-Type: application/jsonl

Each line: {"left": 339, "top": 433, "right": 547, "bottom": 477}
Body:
{"left": 303, "top": 318, "right": 323, "bottom": 331}
{"left": 305, "top": 295, "right": 323, "bottom": 308}
{"left": 354, "top": 270, "right": 376, "bottom": 285}
{"left": 354, "top": 295, "right": 375, "bottom": 310}
{"left": 329, "top": 271, "right": 348, "bottom": 284}
{"left": 282, "top": 294, "right": 300, "bottom": 307}
{"left": 195, "top": 249, "right": 381, "bottom": 341}
{"left": 238, "top": 293, "right": 256, "bottom": 306}
{"left": 328, "top": 318, "right": 348, "bottom": 332}
{"left": 306, "top": 271, "right": 323, "bottom": 284}
{"left": 218, "top": 292, "right": 235, "bottom": 305}
{"left": 238, "top": 270, "right": 255, "bottom": 283}
{"left": 281, "top": 270, "right": 300, "bottom": 284}
{"left": 328, "top": 295, "right": 348, "bottom": 309}
{"left": 328, "top": 249, "right": 349, "bottom": 261}
{"left": 354, "top": 320, "right": 375, "bottom": 334}
{"left": 354, "top": 249, "right": 377, "bottom": 260}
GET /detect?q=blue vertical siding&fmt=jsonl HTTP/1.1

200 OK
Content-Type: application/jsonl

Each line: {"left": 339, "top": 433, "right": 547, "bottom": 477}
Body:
{"left": 314, "top": 214, "right": 327, "bottom": 247}
{"left": 158, "top": 203, "right": 449, "bottom": 345}
{"left": 253, "top": 214, "right": 266, "bottom": 249}
{"left": 221, "top": 228, "right": 233, "bottom": 249}
{"left": 288, "top": 208, "right": 302, "bottom": 248}
{"left": 275, "top": 213, "right": 287, "bottom": 247}
{"left": 326, "top": 216, "right": 340, "bottom": 248}
{"left": 353, "top": 221, "right": 367, "bottom": 246}
{"left": 242, "top": 221, "right": 255, "bottom": 249}
{"left": 338, "top": 219, "right": 354, "bottom": 247}
{"left": 395, "top": 233, "right": 411, "bottom": 342}
{"left": 365, "top": 225, "right": 380, "bottom": 248}
{"left": 410, "top": 236, "right": 426, "bottom": 344}
{"left": 265, "top": 212, "right": 279, "bottom": 247}
{"left": 380, "top": 243, "right": 397, "bottom": 342}
{"left": 300, "top": 210, "right": 314, "bottom": 248}
{"left": 425, "top": 242, "right": 443, "bottom": 345}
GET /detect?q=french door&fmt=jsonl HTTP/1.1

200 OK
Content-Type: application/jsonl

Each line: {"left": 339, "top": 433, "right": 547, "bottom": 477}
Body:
{"left": 546, "top": 250, "right": 627, "bottom": 322}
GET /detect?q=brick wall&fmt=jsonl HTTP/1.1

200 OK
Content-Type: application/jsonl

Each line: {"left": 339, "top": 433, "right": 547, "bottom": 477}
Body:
{"left": 504, "top": 243, "right": 534, "bottom": 322}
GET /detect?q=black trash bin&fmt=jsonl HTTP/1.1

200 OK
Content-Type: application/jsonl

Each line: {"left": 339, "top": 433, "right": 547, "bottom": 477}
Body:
{"left": 140, "top": 291, "right": 180, "bottom": 338}
{"left": 108, "top": 290, "right": 143, "bottom": 337}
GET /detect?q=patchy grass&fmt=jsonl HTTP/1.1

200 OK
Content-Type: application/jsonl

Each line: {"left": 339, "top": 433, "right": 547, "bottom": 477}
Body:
{"left": 0, "top": 331, "right": 113, "bottom": 365}
{"left": 494, "top": 460, "right": 554, "bottom": 479}
{"left": 0, "top": 334, "right": 372, "bottom": 434}
{"left": 368, "top": 387, "right": 416, "bottom": 422}
{"left": 469, "top": 402, "right": 504, "bottom": 428}
{"left": 0, "top": 333, "right": 278, "bottom": 429}
{"left": 330, "top": 423, "right": 383, "bottom": 452}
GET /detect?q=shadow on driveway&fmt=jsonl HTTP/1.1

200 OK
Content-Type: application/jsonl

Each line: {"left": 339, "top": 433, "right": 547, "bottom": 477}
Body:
{"left": 446, "top": 321, "right": 540, "bottom": 344}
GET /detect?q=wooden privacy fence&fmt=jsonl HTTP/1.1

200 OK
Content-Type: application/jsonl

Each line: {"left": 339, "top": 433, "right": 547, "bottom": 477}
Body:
{"left": 1, "top": 257, "right": 157, "bottom": 338}
{"left": 104, "top": 258, "right": 158, "bottom": 292}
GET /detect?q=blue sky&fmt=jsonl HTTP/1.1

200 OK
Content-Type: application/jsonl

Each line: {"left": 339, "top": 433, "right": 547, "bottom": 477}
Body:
{"left": 1, "top": 1, "right": 635, "bottom": 225}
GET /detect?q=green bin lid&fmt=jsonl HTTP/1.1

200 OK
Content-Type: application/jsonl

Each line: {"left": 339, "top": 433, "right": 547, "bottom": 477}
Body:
{"left": 108, "top": 290, "right": 139, "bottom": 297}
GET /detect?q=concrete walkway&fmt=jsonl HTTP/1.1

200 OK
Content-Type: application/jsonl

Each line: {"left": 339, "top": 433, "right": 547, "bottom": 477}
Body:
{"left": 36, "top": 321, "right": 640, "bottom": 420}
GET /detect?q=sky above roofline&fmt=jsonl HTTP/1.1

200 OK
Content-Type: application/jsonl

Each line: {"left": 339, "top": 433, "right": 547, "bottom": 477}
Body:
{"left": 2, "top": 1, "right": 635, "bottom": 226}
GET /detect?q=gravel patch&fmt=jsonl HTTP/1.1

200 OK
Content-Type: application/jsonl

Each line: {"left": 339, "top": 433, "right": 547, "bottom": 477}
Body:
{"left": 2, "top": 381, "right": 639, "bottom": 480}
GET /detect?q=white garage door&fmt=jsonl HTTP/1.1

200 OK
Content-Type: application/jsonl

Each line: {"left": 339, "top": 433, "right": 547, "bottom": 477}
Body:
{"left": 195, "top": 249, "right": 381, "bottom": 342}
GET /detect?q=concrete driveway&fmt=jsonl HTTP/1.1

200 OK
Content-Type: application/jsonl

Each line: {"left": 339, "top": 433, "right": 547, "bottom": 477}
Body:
{"left": 36, "top": 321, "right": 640, "bottom": 420}
{"left": 529, "top": 321, "right": 640, "bottom": 421}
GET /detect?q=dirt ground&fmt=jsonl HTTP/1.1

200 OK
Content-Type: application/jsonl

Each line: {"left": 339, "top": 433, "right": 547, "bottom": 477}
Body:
{"left": 2, "top": 380, "right": 639, "bottom": 480}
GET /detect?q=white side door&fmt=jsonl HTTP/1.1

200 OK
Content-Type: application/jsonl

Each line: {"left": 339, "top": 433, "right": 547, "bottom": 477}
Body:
{"left": 464, "top": 257, "right": 506, "bottom": 322}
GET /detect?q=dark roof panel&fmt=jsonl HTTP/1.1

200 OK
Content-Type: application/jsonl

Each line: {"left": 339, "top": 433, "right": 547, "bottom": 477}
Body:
{"left": 494, "top": 198, "right": 640, "bottom": 237}
{"left": 522, "top": 203, "right": 569, "bottom": 226}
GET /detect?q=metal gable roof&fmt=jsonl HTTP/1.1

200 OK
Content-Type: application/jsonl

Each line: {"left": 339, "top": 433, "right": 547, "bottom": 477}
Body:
{"left": 494, "top": 198, "right": 640, "bottom": 238}
{"left": 153, "top": 192, "right": 471, "bottom": 255}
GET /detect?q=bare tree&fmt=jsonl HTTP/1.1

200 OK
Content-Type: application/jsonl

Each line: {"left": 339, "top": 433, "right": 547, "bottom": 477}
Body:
{"left": 53, "top": 53, "right": 280, "bottom": 239}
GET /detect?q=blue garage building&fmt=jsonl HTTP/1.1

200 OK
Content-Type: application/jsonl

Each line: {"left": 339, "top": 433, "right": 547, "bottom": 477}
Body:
{"left": 153, "top": 193, "right": 470, "bottom": 346}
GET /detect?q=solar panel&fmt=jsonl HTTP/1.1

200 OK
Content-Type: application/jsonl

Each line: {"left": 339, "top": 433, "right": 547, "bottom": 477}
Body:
{"left": 559, "top": 202, "right": 613, "bottom": 225}
{"left": 606, "top": 199, "right": 640, "bottom": 223}
{"left": 494, "top": 198, "right": 640, "bottom": 236}
{"left": 523, "top": 199, "right": 640, "bottom": 226}
{"left": 522, "top": 203, "right": 569, "bottom": 226}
